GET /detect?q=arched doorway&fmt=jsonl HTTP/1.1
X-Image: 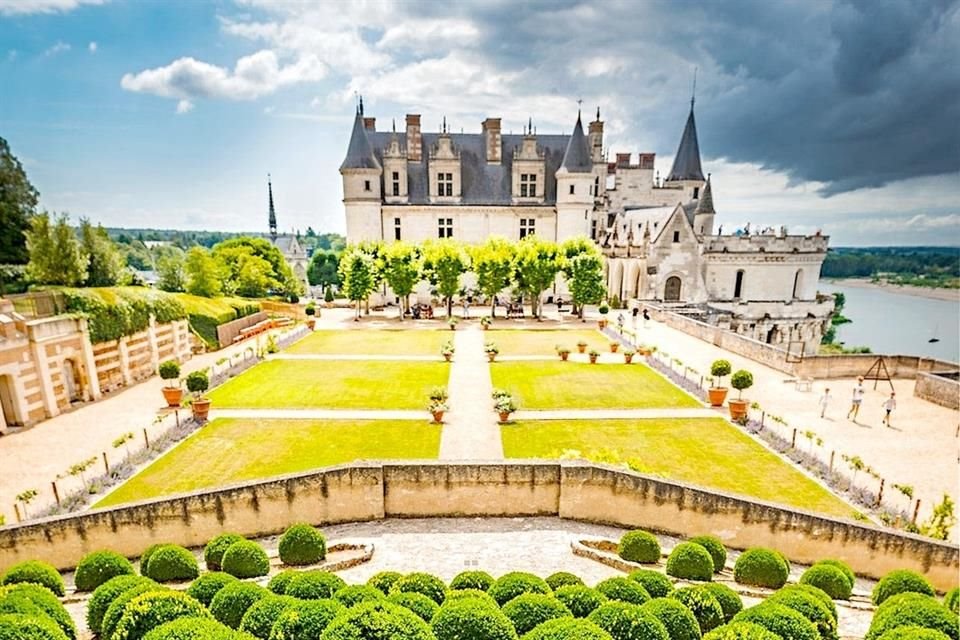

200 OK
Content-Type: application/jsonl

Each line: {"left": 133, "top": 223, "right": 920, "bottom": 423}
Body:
{"left": 664, "top": 276, "right": 682, "bottom": 302}
{"left": 0, "top": 375, "right": 21, "bottom": 427}
{"left": 62, "top": 360, "right": 81, "bottom": 403}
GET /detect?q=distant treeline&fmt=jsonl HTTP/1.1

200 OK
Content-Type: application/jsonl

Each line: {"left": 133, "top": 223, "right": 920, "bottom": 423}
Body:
{"left": 823, "top": 246, "right": 960, "bottom": 288}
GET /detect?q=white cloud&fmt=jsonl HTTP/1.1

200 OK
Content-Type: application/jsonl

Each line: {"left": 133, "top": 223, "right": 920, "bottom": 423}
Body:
{"left": 121, "top": 50, "right": 326, "bottom": 102}
{"left": 570, "top": 56, "right": 627, "bottom": 78}
{"left": 88, "top": 41, "right": 97, "bottom": 53}
{"left": 176, "top": 99, "right": 194, "bottom": 114}
{"left": 377, "top": 19, "right": 480, "bottom": 53}
{"left": 0, "top": 0, "right": 103, "bottom": 15}
{"left": 43, "top": 41, "right": 71, "bottom": 57}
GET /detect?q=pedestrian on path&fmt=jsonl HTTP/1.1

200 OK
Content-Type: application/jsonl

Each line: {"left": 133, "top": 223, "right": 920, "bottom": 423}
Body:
{"left": 642, "top": 308, "right": 651, "bottom": 328}
{"left": 847, "top": 377, "right": 865, "bottom": 422}
{"left": 617, "top": 313, "right": 625, "bottom": 334}
{"left": 819, "top": 387, "right": 832, "bottom": 418}
{"left": 462, "top": 297, "right": 470, "bottom": 319}
{"left": 631, "top": 306, "right": 639, "bottom": 332}
{"left": 882, "top": 392, "right": 897, "bottom": 427}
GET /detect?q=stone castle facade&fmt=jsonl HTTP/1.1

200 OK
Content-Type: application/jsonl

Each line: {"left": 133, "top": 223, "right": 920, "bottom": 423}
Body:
{"left": 341, "top": 101, "right": 832, "bottom": 354}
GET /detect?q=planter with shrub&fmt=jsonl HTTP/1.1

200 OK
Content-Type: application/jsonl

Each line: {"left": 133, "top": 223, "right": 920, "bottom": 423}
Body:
{"left": 441, "top": 341, "right": 455, "bottom": 362}
{"left": 609, "top": 341, "right": 620, "bottom": 353}
{"left": 588, "top": 349, "right": 599, "bottom": 364}
{"left": 494, "top": 394, "right": 517, "bottom": 423}
{"left": 185, "top": 369, "right": 211, "bottom": 422}
{"left": 623, "top": 350, "right": 635, "bottom": 364}
{"left": 728, "top": 369, "right": 754, "bottom": 421}
{"left": 557, "top": 346, "right": 571, "bottom": 361}
{"left": 598, "top": 302, "right": 609, "bottom": 328}
{"left": 708, "top": 360, "right": 732, "bottom": 407}
{"left": 305, "top": 303, "right": 317, "bottom": 330}
{"left": 484, "top": 342, "right": 499, "bottom": 362}
{"left": 577, "top": 341, "right": 588, "bottom": 354}
{"left": 480, "top": 316, "right": 491, "bottom": 330}
{"left": 158, "top": 360, "right": 182, "bottom": 408}
{"left": 429, "top": 400, "right": 449, "bottom": 424}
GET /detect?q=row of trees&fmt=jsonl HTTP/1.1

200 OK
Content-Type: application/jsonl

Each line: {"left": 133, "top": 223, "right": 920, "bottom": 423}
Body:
{"left": 338, "top": 236, "right": 606, "bottom": 321}
{"left": 25, "top": 213, "right": 129, "bottom": 287}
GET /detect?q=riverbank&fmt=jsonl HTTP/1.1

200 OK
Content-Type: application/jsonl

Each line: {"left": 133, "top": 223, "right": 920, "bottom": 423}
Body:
{"left": 825, "top": 278, "right": 960, "bottom": 302}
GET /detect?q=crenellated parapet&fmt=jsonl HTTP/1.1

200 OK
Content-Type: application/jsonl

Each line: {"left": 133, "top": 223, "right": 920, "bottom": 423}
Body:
{"left": 703, "top": 233, "right": 829, "bottom": 255}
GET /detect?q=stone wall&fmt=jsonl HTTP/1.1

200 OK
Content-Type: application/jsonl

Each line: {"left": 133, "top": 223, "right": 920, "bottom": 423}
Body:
{"left": 915, "top": 371, "right": 960, "bottom": 410}
{"left": 1, "top": 462, "right": 956, "bottom": 590}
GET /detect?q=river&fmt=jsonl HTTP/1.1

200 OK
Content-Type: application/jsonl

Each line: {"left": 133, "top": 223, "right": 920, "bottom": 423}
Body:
{"left": 819, "top": 281, "right": 959, "bottom": 363}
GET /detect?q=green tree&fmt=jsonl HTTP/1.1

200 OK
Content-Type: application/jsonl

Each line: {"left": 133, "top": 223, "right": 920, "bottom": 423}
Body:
{"left": 307, "top": 250, "right": 342, "bottom": 288}
{"left": 338, "top": 248, "right": 377, "bottom": 321}
{"left": 920, "top": 494, "right": 956, "bottom": 541}
{"left": 0, "top": 137, "right": 39, "bottom": 265}
{"left": 214, "top": 243, "right": 276, "bottom": 297}
{"left": 79, "top": 218, "right": 127, "bottom": 286}
{"left": 212, "top": 236, "right": 301, "bottom": 297}
{"left": 156, "top": 251, "right": 185, "bottom": 292}
{"left": 184, "top": 246, "right": 222, "bottom": 297}
{"left": 382, "top": 242, "right": 422, "bottom": 319}
{"left": 421, "top": 239, "right": 470, "bottom": 317}
{"left": 24, "top": 212, "right": 87, "bottom": 286}
{"left": 566, "top": 250, "right": 606, "bottom": 320}
{"left": 512, "top": 236, "right": 563, "bottom": 320}
{"left": 472, "top": 237, "right": 515, "bottom": 318}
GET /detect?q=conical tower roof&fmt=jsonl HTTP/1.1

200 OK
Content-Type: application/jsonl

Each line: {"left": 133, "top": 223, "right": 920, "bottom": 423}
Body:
{"left": 558, "top": 112, "right": 593, "bottom": 173}
{"left": 268, "top": 174, "right": 277, "bottom": 237}
{"left": 695, "top": 174, "right": 714, "bottom": 214}
{"left": 667, "top": 105, "right": 704, "bottom": 182}
{"left": 340, "top": 109, "right": 381, "bottom": 171}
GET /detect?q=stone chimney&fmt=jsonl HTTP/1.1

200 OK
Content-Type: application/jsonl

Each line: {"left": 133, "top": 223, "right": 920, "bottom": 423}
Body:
{"left": 406, "top": 114, "right": 422, "bottom": 162}
{"left": 482, "top": 117, "right": 502, "bottom": 164}
{"left": 616, "top": 153, "right": 632, "bottom": 168}
{"left": 363, "top": 117, "right": 376, "bottom": 131}
{"left": 589, "top": 111, "right": 603, "bottom": 163}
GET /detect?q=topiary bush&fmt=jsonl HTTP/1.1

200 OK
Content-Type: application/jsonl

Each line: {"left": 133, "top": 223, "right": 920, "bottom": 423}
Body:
{"left": 639, "top": 598, "right": 702, "bottom": 640}
{"left": 767, "top": 587, "right": 838, "bottom": 640}
{"left": 489, "top": 573, "right": 551, "bottom": 606}
{"left": 733, "top": 603, "right": 819, "bottom": 640}
{"left": 554, "top": 586, "right": 607, "bottom": 618}
{"left": 0, "top": 613, "right": 69, "bottom": 640}
{"left": 800, "top": 564, "right": 852, "bottom": 600}
{"left": 946, "top": 588, "right": 960, "bottom": 614}
{"left": 702, "top": 621, "right": 781, "bottom": 640}
{"left": 0, "top": 590, "right": 75, "bottom": 640}
{"left": 111, "top": 591, "right": 210, "bottom": 640}
{"left": 617, "top": 531, "right": 661, "bottom": 564}
{"left": 1, "top": 583, "right": 76, "bottom": 640}
{"left": 813, "top": 559, "right": 855, "bottom": 591}
{"left": 203, "top": 534, "right": 245, "bottom": 572}
{"left": 701, "top": 583, "right": 742, "bottom": 623}
{"left": 186, "top": 572, "right": 237, "bottom": 608}
{"left": 666, "top": 543, "right": 714, "bottom": 582}
{"left": 387, "top": 592, "right": 440, "bottom": 623}
{"left": 595, "top": 578, "right": 650, "bottom": 605}
{"left": 268, "top": 599, "right": 344, "bottom": 640}
{"left": 334, "top": 585, "right": 384, "bottom": 608}
{"left": 209, "top": 581, "right": 269, "bottom": 629}
{"left": 142, "top": 617, "right": 237, "bottom": 640}
{"left": 239, "top": 594, "right": 299, "bottom": 639}
{"left": 450, "top": 570, "right": 496, "bottom": 592}
{"left": 432, "top": 597, "right": 518, "bottom": 640}
{"left": 141, "top": 545, "right": 199, "bottom": 583}
{"left": 319, "top": 600, "right": 435, "bottom": 640}
{"left": 545, "top": 573, "right": 584, "bottom": 591}
{"left": 732, "top": 549, "right": 788, "bottom": 590}
{"left": 521, "top": 617, "right": 613, "bottom": 640}
{"left": 872, "top": 569, "right": 936, "bottom": 606}
{"left": 390, "top": 572, "right": 448, "bottom": 605}
{"left": 221, "top": 540, "right": 270, "bottom": 579}
{"left": 0, "top": 561, "right": 64, "bottom": 597}
{"left": 101, "top": 582, "right": 168, "bottom": 640}
{"left": 278, "top": 523, "right": 327, "bottom": 566}
{"left": 865, "top": 592, "right": 959, "bottom": 640}
{"left": 139, "top": 545, "right": 166, "bottom": 576}
{"left": 782, "top": 584, "right": 837, "bottom": 622}
{"left": 877, "top": 628, "right": 952, "bottom": 640}
{"left": 74, "top": 550, "right": 135, "bottom": 592}
{"left": 502, "top": 593, "right": 571, "bottom": 636}
{"left": 267, "top": 571, "right": 297, "bottom": 595}
{"left": 367, "top": 571, "right": 403, "bottom": 595}
{"left": 689, "top": 537, "right": 727, "bottom": 574}
{"left": 442, "top": 589, "right": 499, "bottom": 608}
{"left": 671, "top": 586, "right": 724, "bottom": 634}
{"left": 587, "top": 601, "right": 669, "bottom": 640}
{"left": 627, "top": 571, "right": 674, "bottom": 598}
{"left": 285, "top": 571, "right": 347, "bottom": 600}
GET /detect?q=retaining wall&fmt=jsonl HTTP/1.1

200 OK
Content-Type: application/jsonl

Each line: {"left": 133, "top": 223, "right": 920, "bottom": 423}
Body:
{"left": 915, "top": 371, "right": 960, "bottom": 410}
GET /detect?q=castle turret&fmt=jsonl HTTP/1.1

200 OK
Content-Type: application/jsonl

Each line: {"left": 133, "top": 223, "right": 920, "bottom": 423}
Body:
{"left": 555, "top": 111, "right": 594, "bottom": 242}
{"left": 665, "top": 100, "right": 706, "bottom": 201}
{"left": 341, "top": 99, "right": 383, "bottom": 242}
{"left": 693, "top": 173, "right": 715, "bottom": 236}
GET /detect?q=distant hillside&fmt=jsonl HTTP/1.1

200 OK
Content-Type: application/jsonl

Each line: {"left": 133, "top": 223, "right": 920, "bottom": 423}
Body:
{"left": 823, "top": 246, "right": 960, "bottom": 288}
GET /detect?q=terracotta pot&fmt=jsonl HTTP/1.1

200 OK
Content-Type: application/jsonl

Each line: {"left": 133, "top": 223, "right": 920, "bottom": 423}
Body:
{"left": 589, "top": 354, "right": 598, "bottom": 364}
{"left": 444, "top": 354, "right": 452, "bottom": 362}
{"left": 306, "top": 319, "right": 316, "bottom": 330}
{"left": 498, "top": 411, "right": 511, "bottom": 423}
{"left": 559, "top": 352, "right": 569, "bottom": 361}
{"left": 639, "top": 348, "right": 652, "bottom": 356}
{"left": 598, "top": 319, "right": 607, "bottom": 329}
{"left": 192, "top": 398, "right": 211, "bottom": 422}
{"left": 482, "top": 324, "right": 489, "bottom": 331}
{"left": 708, "top": 387, "right": 729, "bottom": 407}
{"left": 624, "top": 354, "right": 633, "bottom": 364}
{"left": 431, "top": 411, "right": 445, "bottom": 423}
{"left": 162, "top": 386, "right": 183, "bottom": 408}
{"left": 577, "top": 345, "right": 587, "bottom": 353}
{"left": 487, "top": 353, "right": 497, "bottom": 362}
{"left": 610, "top": 343, "right": 619, "bottom": 353}
{"left": 728, "top": 398, "right": 749, "bottom": 421}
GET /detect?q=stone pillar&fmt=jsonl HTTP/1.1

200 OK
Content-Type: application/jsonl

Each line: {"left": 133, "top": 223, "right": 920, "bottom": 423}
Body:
{"left": 118, "top": 337, "right": 132, "bottom": 386}
{"left": 147, "top": 315, "right": 160, "bottom": 372}
{"left": 79, "top": 319, "right": 102, "bottom": 401}
{"left": 29, "top": 338, "right": 59, "bottom": 419}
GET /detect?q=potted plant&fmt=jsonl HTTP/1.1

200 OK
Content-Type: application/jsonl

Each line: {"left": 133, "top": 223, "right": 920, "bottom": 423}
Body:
{"left": 485, "top": 342, "right": 499, "bottom": 362}
{"left": 429, "top": 399, "right": 449, "bottom": 423}
{"left": 305, "top": 303, "right": 317, "bottom": 330}
{"left": 480, "top": 316, "right": 492, "bottom": 330}
{"left": 324, "top": 285, "right": 334, "bottom": 307}
{"left": 158, "top": 360, "right": 182, "bottom": 408}
{"left": 556, "top": 346, "right": 571, "bottom": 361}
{"left": 598, "top": 302, "right": 610, "bottom": 329}
{"left": 577, "top": 340, "right": 588, "bottom": 354}
{"left": 441, "top": 341, "right": 455, "bottom": 362}
{"left": 708, "top": 359, "right": 732, "bottom": 407}
{"left": 637, "top": 344, "right": 653, "bottom": 357}
{"left": 588, "top": 349, "right": 599, "bottom": 364}
{"left": 185, "top": 369, "right": 211, "bottom": 422}
{"left": 449, "top": 317, "right": 459, "bottom": 330}
{"left": 728, "top": 369, "right": 754, "bottom": 421}
{"left": 623, "top": 350, "right": 635, "bottom": 364}
{"left": 495, "top": 394, "right": 517, "bottom": 423}
{"left": 609, "top": 341, "right": 620, "bottom": 353}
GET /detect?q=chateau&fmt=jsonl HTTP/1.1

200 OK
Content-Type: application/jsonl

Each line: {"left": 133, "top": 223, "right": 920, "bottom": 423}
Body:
{"left": 341, "top": 100, "right": 833, "bottom": 354}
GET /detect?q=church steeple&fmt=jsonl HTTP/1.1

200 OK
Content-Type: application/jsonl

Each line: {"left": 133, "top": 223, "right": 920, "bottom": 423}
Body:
{"left": 666, "top": 102, "right": 705, "bottom": 182}
{"left": 267, "top": 174, "right": 277, "bottom": 239}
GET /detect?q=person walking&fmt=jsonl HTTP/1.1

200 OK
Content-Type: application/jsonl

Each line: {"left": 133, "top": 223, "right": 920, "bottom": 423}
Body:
{"left": 819, "top": 387, "right": 832, "bottom": 419}
{"left": 847, "top": 377, "right": 865, "bottom": 422}
{"left": 882, "top": 392, "right": 897, "bottom": 427}
{"left": 631, "top": 306, "right": 639, "bottom": 332}
{"left": 642, "top": 308, "right": 651, "bottom": 329}
{"left": 617, "top": 312, "right": 625, "bottom": 334}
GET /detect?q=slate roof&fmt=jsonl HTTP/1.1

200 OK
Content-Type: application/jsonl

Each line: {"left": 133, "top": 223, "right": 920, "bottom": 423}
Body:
{"left": 558, "top": 114, "right": 593, "bottom": 173}
{"left": 340, "top": 112, "right": 381, "bottom": 171}
{"left": 271, "top": 234, "right": 306, "bottom": 258}
{"left": 695, "top": 175, "right": 714, "bottom": 214}
{"left": 666, "top": 107, "right": 705, "bottom": 182}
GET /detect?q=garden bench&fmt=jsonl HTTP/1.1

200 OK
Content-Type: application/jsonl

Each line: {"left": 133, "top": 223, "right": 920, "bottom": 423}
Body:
{"left": 794, "top": 377, "right": 813, "bottom": 392}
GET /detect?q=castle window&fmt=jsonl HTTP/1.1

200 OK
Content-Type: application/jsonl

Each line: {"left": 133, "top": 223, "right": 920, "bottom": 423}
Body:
{"left": 394, "top": 217, "right": 401, "bottom": 241}
{"left": 693, "top": 186, "right": 700, "bottom": 199}
{"left": 673, "top": 230, "right": 680, "bottom": 243}
{"left": 594, "top": 176, "right": 600, "bottom": 196}
{"left": 734, "top": 270, "right": 744, "bottom": 299}
{"left": 438, "top": 217, "right": 453, "bottom": 238}
{"left": 437, "top": 172, "right": 453, "bottom": 197}
{"left": 590, "top": 219, "right": 597, "bottom": 240}
{"left": 392, "top": 171, "right": 400, "bottom": 196}
{"left": 364, "top": 180, "right": 371, "bottom": 192}
{"left": 520, "top": 173, "right": 537, "bottom": 197}
{"left": 520, "top": 218, "right": 535, "bottom": 239}
{"left": 569, "top": 184, "right": 575, "bottom": 195}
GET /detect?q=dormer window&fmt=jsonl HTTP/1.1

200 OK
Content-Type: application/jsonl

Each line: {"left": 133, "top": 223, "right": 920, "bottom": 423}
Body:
{"left": 437, "top": 172, "right": 453, "bottom": 197}
{"left": 392, "top": 171, "right": 400, "bottom": 196}
{"left": 520, "top": 174, "right": 537, "bottom": 197}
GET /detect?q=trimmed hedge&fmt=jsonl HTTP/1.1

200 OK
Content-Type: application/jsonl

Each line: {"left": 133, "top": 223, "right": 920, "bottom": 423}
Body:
{"left": 627, "top": 570, "right": 674, "bottom": 598}
{"left": 0, "top": 613, "right": 69, "bottom": 640}
{"left": 872, "top": 569, "right": 936, "bottom": 606}
{"left": 946, "top": 588, "right": 960, "bottom": 614}
{"left": 595, "top": 578, "right": 650, "bottom": 605}
{"left": 139, "top": 545, "right": 166, "bottom": 576}
{"left": 702, "top": 622, "right": 781, "bottom": 640}
{"left": 0, "top": 583, "right": 75, "bottom": 640}
{"left": 451, "top": 570, "right": 496, "bottom": 592}
{"left": 489, "top": 573, "right": 551, "bottom": 606}
{"left": 814, "top": 559, "right": 855, "bottom": 590}
{"left": 387, "top": 592, "right": 440, "bottom": 623}
{"left": 877, "top": 628, "right": 953, "bottom": 640}
{"left": 285, "top": 571, "right": 347, "bottom": 600}
{"left": 186, "top": 573, "right": 237, "bottom": 608}
{"left": 617, "top": 531, "right": 661, "bottom": 564}
{"left": 111, "top": 591, "right": 210, "bottom": 640}
{"left": 0, "top": 561, "right": 64, "bottom": 597}
{"left": 203, "top": 534, "right": 246, "bottom": 572}
{"left": 443, "top": 589, "right": 499, "bottom": 608}
{"left": 432, "top": 598, "right": 518, "bottom": 640}
{"left": 733, "top": 603, "right": 819, "bottom": 640}
{"left": 639, "top": 598, "right": 702, "bottom": 640}
{"left": 176, "top": 293, "right": 261, "bottom": 348}
{"left": 319, "top": 600, "right": 435, "bottom": 640}
{"left": 221, "top": 540, "right": 270, "bottom": 579}
{"left": 554, "top": 586, "right": 607, "bottom": 618}
{"left": 278, "top": 523, "right": 327, "bottom": 566}
{"left": 142, "top": 545, "right": 199, "bottom": 583}
{"left": 209, "top": 581, "right": 268, "bottom": 629}
{"left": 866, "top": 592, "right": 959, "bottom": 640}
{"left": 689, "top": 537, "right": 727, "bottom": 574}
{"left": 74, "top": 550, "right": 135, "bottom": 592}
{"left": 267, "top": 571, "right": 297, "bottom": 596}
{"left": 666, "top": 543, "right": 714, "bottom": 582}
{"left": 239, "top": 595, "right": 299, "bottom": 639}
{"left": 766, "top": 588, "right": 838, "bottom": 640}
{"left": 732, "top": 549, "right": 788, "bottom": 589}
{"left": 701, "top": 583, "right": 743, "bottom": 623}
{"left": 588, "top": 601, "right": 669, "bottom": 640}
{"left": 521, "top": 617, "right": 613, "bottom": 640}
{"left": 60, "top": 287, "right": 187, "bottom": 344}
{"left": 783, "top": 584, "right": 837, "bottom": 621}
{"left": 367, "top": 571, "right": 403, "bottom": 595}
{"left": 268, "top": 599, "right": 344, "bottom": 640}
{"left": 545, "top": 573, "right": 584, "bottom": 591}
{"left": 142, "top": 618, "right": 237, "bottom": 640}
{"left": 101, "top": 582, "right": 166, "bottom": 640}
{"left": 390, "top": 573, "right": 448, "bottom": 605}
{"left": 800, "top": 564, "right": 852, "bottom": 600}
{"left": 334, "top": 585, "right": 384, "bottom": 608}
{"left": 671, "top": 586, "right": 724, "bottom": 634}
{"left": 502, "top": 593, "right": 571, "bottom": 635}
{"left": 87, "top": 577, "right": 155, "bottom": 636}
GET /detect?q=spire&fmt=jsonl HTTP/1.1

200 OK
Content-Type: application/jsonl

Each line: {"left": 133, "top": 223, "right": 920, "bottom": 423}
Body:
{"left": 596, "top": 106, "right": 600, "bottom": 121}
{"left": 558, "top": 111, "right": 592, "bottom": 173}
{"left": 666, "top": 101, "right": 705, "bottom": 182}
{"left": 695, "top": 173, "right": 715, "bottom": 214}
{"left": 267, "top": 174, "right": 277, "bottom": 239}
{"left": 340, "top": 109, "right": 381, "bottom": 171}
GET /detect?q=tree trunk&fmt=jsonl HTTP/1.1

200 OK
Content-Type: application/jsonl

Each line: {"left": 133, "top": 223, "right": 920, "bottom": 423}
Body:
{"left": 490, "top": 299, "right": 496, "bottom": 319}
{"left": 354, "top": 300, "right": 360, "bottom": 321}
{"left": 447, "top": 297, "right": 453, "bottom": 318}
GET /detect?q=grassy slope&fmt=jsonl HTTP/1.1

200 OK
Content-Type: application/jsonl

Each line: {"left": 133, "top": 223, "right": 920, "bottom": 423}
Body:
{"left": 285, "top": 329, "right": 452, "bottom": 355}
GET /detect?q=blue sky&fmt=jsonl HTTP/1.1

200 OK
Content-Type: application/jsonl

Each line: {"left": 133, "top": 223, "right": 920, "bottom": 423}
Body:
{"left": 1, "top": 0, "right": 958, "bottom": 245}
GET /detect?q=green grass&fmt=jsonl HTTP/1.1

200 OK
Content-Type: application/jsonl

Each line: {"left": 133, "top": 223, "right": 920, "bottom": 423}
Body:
{"left": 502, "top": 418, "right": 855, "bottom": 518}
{"left": 96, "top": 418, "right": 440, "bottom": 507}
{"left": 484, "top": 329, "right": 607, "bottom": 355}
{"left": 208, "top": 359, "right": 450, "bottom": 409}
{"left": 490, "top": 361, "right": 701, "bottom": 409}
{"left": 286, "top": 329, "right": 452, "bottom": 355}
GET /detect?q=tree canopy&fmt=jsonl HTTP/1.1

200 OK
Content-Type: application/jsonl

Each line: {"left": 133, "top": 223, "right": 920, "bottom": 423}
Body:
{"left": 421, "top": 239, "right": 471, "bottom": 317}
{"left": 24, "top": 212, "right": 87, "bottom": 286}
{"left": 0, "top": 137, "right": 38, "bottom": 265}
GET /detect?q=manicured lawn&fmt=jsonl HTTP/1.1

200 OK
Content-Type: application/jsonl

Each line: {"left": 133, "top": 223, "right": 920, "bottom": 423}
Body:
{"left": 286, "top": 330, "right": 452, "bottom": 355}
{"left": 96, "top": 418, "right": 440, "bottom": 507}
{"left": 484, "top": 329, "right": 606, "bottom": 355}
{"left": 490, "top": 361, "right": 701, "bottom": 409}
{"left": 208, "top": 360, "right": 450, "bottom": 409}
{"left": 502, "top": 418, "right": 855, "bottom": 518}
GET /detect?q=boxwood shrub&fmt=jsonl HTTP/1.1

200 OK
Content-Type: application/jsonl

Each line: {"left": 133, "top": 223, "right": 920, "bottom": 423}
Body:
{"left": 87, "top": 576, "right": 156, "bottom": 636}
{"left": 876, "top": 628, "right": 953, "bottom": 640}
{"left": 142, "top": 617, "right": 237, "bottom": 640}
{"left": 488, "top": 573, "right": 551, "bottom": 606}
{"left": 732, "top": 549, "right": 788, "bottom": 589}
{"left": 0, "top": 561, "right": 64, "bottom": 597}
{"left": 813, "top": 559, "right": 855, "bottom": 590}
{"left": 387, "top": 592, "right": 440, "bottom": 623}
{"left": 203, "top": 534, "right": 245, "bottom": 572}
{"left": 702, "top": 621, "right": 781, "bottom": 640}
{"left": 617, "top": 531, "right": 661, "bottom": 564}
{"left": 74, "top": 550, "right": 135, "bottom": 592}
{"left": 111, "top": 591, "right": 210, "bottom": 640}
{"left": 267, "top": 571, "right": 297, "bottom": 595}
{"left": 782, "top": 584, "right": 837, "bottom": 622}
{"left": 101, "top": 582, "right": 168, "bottom": 640}
{"left": 142, "top": 546, "right": 199, "bottom": 583}
{"left": 595, "top": 578, "right": 650, "bottom": 605}
{"left": 367, "top": 571, "right": 403, "bottom": 595}
{"left": 671, "top": 586, "right": 724, "bottom": 633}
{"left": 186, "top": 573, "right": 237, "bottom": 608}
{"left": 502, "top": 593, "right": 571, "bottom": 636}
{"left": 946, "top": 588, "right": 960, "bottom": 614}
{"left": 0, "top": 591, "right": 67, "bottom": 639}
{"left": 432, "top": 598, "right": 518, "bottom": 640}
{"left": 588, "top": 601, "right": 669, "bottom": 640}
{"left": 554, "top": 586, "right": 607, "bottom": 618}
{"left": 545, "top": 573, "right": 584, "bottom": 591}
{"left": 268, "top": 599, "right": 344, "bottom": 640}
{"left": 627, "top": 570, "right": 674, "bottom": 598}
{"left": 318, "top": 600, "right": 435, "bottom": 640}
{"left": 0, "top": 583, "right": 75, "bottom": 640}
{"left": 390, "top": 572, "right": 448, "bottom": 605}
{"left": 239, "top": 594, "right": 299, "bottom": 640}
{"left": 450, "top": 570, "right": 495, "bottom": 592}
{"left": 285, "top": 571, "right": 347, "bottom": 600}
{"left": 221, "top": 540, "right": 270, "bottom": 579}
{"left": 689, "top": 537, "right": 727, "bottom": 574}
{"left": 442, "top": 589, "right": 499, "bottom": 608}
{"left": 334, "top": 585, "right": 383, "bottom": 608}
{"left": 520, "top": 617, "right": 613, "bottom": 640}
{"left": 209, "top": 581, "right": 269, "bottom": 629}
{"left": 766, "top": 588, "right": 838, "bottom": 640}
{"left": 799, "top": 564, "right": 852, "bottom": 600}
{"left": 733, "top": 603, "right": 819, "bottom": 640}
{"left": 701, "top": 583, "right": 742, "bottom": 623}
{"left": 666, "top": 543, "right": 714, "bottom": 582}
{"left": 139, "top": 545, "right": 166, "bottom": 576}
{"left": 278, "top": 523, "right": 327, "bottom": 566}
{"left": 871, "top": 569, "right": 935, "bottom": 606}
{"left": 865, "top": 592, "right": 959, "bottom": 640}
{"left": 0, "top": 613, "right": 69, "bottom": 640}
{"left": 639, "top": 598, "right": 702, "bottom": 640}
